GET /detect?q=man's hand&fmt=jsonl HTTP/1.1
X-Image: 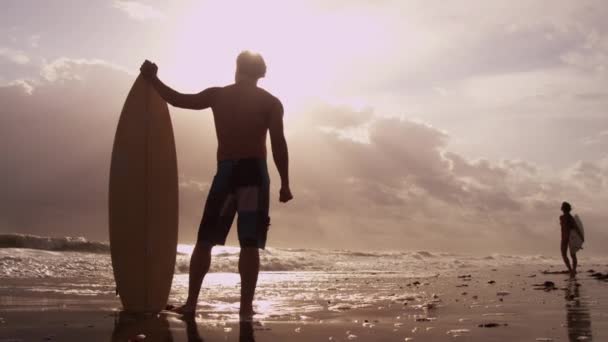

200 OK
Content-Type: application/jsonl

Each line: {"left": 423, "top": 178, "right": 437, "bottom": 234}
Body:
{"left": 140, "top": 60, "right": 158, "bottom": 80}
{"left": 279, "top": 186, "right": 293, "bottom": 203}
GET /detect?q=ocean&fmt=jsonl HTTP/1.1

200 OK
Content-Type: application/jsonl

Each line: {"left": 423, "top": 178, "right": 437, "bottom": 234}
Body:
{"left": 1, "top": 233, "right": 586, "bottom": 320}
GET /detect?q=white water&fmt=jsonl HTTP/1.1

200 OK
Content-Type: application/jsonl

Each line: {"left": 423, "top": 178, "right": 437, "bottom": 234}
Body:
{"left": 0, "top": 234, "right": 566, "bottom": 279}
{"left": 3, "top": 233, "right": 600, "bottom": 319}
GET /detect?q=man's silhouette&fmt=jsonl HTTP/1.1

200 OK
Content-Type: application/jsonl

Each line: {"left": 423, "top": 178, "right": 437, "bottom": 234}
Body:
{"left": 559, "top": 201, "right": 583, "bottom": 278}
{"left": 140, "top": 51, "right": 293, "bottom": 318}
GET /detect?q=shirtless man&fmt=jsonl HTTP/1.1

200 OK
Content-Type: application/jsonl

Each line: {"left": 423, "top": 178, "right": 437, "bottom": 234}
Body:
{"left": 140, "top": 51, "right": 293, "bottom": 318}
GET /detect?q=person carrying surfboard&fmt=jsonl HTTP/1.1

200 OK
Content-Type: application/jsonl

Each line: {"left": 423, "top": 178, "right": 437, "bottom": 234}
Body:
{"left": 140, "top": 51, "right": 293, "bottom": 319}
{"left": 559, "top": 201, "right": 584, "bottom": 277}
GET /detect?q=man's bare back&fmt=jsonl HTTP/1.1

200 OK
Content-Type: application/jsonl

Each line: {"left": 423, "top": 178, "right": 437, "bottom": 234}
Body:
{"left": 200, "top": 83, "right": 283, "bottom": 160}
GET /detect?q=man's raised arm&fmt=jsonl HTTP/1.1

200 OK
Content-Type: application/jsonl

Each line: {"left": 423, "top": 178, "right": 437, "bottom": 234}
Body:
{"left": 140, "top": 60, "right": 216, "bottom": 110}
{"left": 268, "top": 99, "right": 293, "bottom": 203}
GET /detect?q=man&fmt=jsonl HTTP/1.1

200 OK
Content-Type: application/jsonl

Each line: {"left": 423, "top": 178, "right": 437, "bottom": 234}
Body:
{"left": 140, "top": 51, "right": 293, "bottom": 318}
{"left": 559, "top": 201, "right": 583, "bottom": 277}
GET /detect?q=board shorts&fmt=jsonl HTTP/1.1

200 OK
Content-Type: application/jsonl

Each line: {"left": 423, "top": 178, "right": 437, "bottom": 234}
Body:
{"left": 197, "top": 158, "right": 270, "bottom": 249}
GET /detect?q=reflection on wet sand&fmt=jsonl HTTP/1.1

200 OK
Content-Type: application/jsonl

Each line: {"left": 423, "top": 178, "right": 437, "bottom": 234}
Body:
{"left": 565, "top": 280, "right": 593, "bottom": 341}
{"left": 239, "top": 321, "right": 255, "bottom": 342}
{"left": 111, "top": 311, "right": 173, "bottom": 342}
{"left": 181, "top": 316, "right": 204, "bottom": 342}
{"left": 180, "top": 315, "right": 255, "bottom": 342}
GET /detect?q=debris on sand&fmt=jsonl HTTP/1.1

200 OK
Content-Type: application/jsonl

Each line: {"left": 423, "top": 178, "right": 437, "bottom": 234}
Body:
{"left": 533, "top": 281, "right": 557, "bottom": 291}
{"left": 457, "top": 275, "right": 472, "bottom": 281}
{"left": 478, "top": 323, "right": 508, "bottom": 328}
{"left": 415, "top": 316, "right": 436, "bottom": 322}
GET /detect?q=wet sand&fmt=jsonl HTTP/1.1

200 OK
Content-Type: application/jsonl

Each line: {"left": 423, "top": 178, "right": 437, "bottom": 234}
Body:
{"left": 1, "top": 266, "right": 607, "bottom": 341}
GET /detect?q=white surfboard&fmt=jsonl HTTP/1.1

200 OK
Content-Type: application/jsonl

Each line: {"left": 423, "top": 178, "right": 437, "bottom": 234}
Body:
{"left": 109, "top": 74, "right": 179, "bottom": 313}
{"left": 570, "top": 214, "right": 585, "bottom": 253}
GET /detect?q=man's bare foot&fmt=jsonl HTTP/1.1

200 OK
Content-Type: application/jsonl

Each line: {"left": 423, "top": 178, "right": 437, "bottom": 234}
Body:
{"left": 166, "top": 304, "right": 196, "bottom": 316}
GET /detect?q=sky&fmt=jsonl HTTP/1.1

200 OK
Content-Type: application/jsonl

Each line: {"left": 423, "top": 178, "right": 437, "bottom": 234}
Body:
{"left": 1, "top": 0, "right": 607, "bottom": 255}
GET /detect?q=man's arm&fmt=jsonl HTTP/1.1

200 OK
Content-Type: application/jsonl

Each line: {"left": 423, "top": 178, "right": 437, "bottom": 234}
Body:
{"left": 268, "top": 99, "right": 293, "bottom": 203}
{"left": 140, "top": 60, "right": 216, "bottom": 110}
{"left": 149, "top": 76, "right": 218, "bottom": 110}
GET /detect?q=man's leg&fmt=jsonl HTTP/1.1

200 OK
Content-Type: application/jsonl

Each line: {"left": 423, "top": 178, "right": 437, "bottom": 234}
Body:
{"left": 234, "top": 159, "right": 269, "bottom": 318}
{"left": 238, "top": 247, "right": 260, "bottom": 317}
{"left": 570, "top": 250, "right": 578, "bottom": 275}
{"left": 176, "top": 242, "right": 212, "bottom": 313}
{"left": 561, "top": 241, "right": 572, "bottom": 274}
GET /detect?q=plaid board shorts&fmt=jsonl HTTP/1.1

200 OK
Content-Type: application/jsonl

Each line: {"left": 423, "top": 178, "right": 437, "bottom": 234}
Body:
{"left": 197, "top": 158, "right": 270, "bottom": 249}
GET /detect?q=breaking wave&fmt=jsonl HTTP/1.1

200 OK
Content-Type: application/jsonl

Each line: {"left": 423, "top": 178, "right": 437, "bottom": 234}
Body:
{"left": 0, "top": 233, "right": 110, "bottom": 253}
{"left": 0, "top": 234, "right": 574, "bottom": 279}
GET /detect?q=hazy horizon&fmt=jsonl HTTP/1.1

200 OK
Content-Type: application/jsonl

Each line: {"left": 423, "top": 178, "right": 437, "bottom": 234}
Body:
{"left": 1, "top": 0, "right": 607, "bottom": 256}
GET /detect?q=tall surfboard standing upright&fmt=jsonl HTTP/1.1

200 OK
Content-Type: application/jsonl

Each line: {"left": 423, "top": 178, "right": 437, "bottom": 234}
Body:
{"left": 109, "top": 74, "right": 179, "bottom": 313}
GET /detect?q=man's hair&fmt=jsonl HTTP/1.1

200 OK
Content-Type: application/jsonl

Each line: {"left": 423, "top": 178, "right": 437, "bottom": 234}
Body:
{"left": 236, "top": 51, "right": 266, "bottom": 79}
{"left": 561, "top": 201, "right": 572, "bottom": 212}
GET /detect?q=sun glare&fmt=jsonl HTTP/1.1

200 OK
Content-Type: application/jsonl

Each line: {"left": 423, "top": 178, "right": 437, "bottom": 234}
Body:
{"left": 165, "top": 1, "right": 390, "bottom": 111}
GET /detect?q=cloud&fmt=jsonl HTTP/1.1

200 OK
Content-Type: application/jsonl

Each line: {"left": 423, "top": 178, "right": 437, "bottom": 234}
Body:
{"left": 2, "top": 59, "right": 607, "bottom": 254}
{"left": 40, "top": 57, "right": 130, "bottom": 82}
{"left": 4, "top": 79, "right": 35, "bottom": 95}
{"left": 582, "top": 130, "right": 608, "bottom": 146}
{"left": 566, "top": 159, "right": 608, "bottom": 192}
{"left": 560, "top": 29, "right": 608, "bottom": 73}
{"left": 2, "top": 0, "right": 608, "bottom": 254}
{"left": 28, "top": 34, "right": 41, "bottom": 48}
{"left": 112, "top": 0, "right": 165, "bottom": 21}
{"left": 0, "top": 58, "right": 134, "bottom": 239}
{"left": 0, "top": 47, "right": 30, "bottom": 65}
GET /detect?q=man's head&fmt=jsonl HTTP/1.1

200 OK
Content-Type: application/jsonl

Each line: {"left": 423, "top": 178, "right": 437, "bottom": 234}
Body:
{"left": 561, "top": 201, "right": 572, "bottom": 213}
{"left": 235, "top": 50, "right": 266, "bottom": 82}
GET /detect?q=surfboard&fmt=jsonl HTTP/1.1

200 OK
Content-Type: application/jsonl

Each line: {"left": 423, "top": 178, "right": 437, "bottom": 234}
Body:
{"left": 574, "top": 214, "right": 585, "bottom": 240}
{"left": 570, "top": 214, "right": 585, "bottom": 253}
{"left": 109, "top": 74, "right": 179, "bottom": 313}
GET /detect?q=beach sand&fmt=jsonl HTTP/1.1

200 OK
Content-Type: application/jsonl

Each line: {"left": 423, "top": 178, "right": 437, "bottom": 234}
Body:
{"left": 1, "top": 265, "right": 607, "bottom": 341}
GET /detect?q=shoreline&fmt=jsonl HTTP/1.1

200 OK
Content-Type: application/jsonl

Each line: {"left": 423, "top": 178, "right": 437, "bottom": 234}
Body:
{"left": 1, "top": 265, "right": 607, "bottom": 341}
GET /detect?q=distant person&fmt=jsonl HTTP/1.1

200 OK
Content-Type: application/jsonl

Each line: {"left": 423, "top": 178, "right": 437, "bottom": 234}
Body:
{"left": 140, "top": 51, "right": 293, "bottom": 319}
{"left": 560, "top": 201, "right": 583, "bottom": 277}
